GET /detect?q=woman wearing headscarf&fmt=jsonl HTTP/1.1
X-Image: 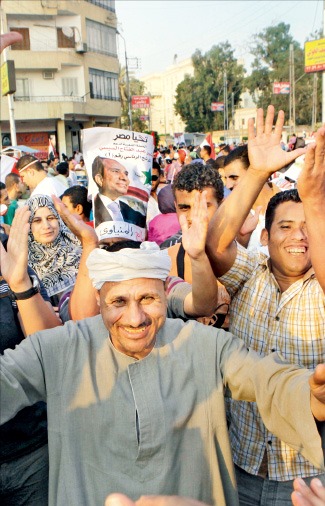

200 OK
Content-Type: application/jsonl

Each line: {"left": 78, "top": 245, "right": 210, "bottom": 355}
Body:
{"left": 28, "top": 195, "right": 82, "bottom": 306}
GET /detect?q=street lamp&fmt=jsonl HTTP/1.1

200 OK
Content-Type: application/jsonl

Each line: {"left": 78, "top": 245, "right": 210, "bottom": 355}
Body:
{"left": 117, "top": 29, "right": 132, "bottom": 131}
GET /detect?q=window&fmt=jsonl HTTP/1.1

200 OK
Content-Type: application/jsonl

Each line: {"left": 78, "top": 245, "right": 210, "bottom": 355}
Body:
{"left": 9, "top": 28, "right": 30, "bottom": 50}
{"left": 15, "top": 78, "right": 30, "bottom": 101}
{"left": 62, "top": 78, "right": 78, "bottom": 97}
{"left": 57, "top": 28, "right": 75, "bottom": 48}
{"left": 85, "top": 0, "right": 115, "bottom": 12}
{"left": 89, "top": 68, "right": 119, "bottom": 101}
{"left": 86, "top": 19, "right": 117, "bottom": 56}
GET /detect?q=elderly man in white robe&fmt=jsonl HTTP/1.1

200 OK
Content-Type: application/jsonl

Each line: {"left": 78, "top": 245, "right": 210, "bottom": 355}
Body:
{"left": 1, "top": 241, "right": 325, "bottom": 506}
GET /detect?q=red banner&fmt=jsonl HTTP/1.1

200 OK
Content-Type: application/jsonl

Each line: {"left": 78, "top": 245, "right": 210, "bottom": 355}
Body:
{"left": 131, "top": 95, "right": 150, "bottom": 109}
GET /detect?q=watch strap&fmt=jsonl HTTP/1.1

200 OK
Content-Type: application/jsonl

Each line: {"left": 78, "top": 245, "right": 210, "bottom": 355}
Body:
{"left": 8, "top": 276, "right": 40, "bottom": 301}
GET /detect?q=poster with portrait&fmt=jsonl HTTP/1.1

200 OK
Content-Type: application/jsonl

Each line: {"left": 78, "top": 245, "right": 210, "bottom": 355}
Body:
{"left": 82, "top": 127, "right": 153, "bottom": 243}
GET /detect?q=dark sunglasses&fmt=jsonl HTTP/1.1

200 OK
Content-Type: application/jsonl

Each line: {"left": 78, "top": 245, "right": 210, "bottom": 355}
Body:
{"left": 151, "top": 175, "right": 159, "bottom": 181}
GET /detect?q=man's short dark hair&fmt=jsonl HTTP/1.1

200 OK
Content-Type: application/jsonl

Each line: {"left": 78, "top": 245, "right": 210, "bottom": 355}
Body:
{"left": 224, "top": 144, "right": 249, "bottom": 169}
{"left": 57, "top": 162, "right": 69, "bottom": 176}
{"left": 172, "top": 162, "right": 224, "bottom": 204}
{"left": 61, "top": 185, "right": 92, "bottom": 220}
{"left": 5, "top": 172, "right": 20, "bottom": 189}
{"left": 0, "top": 182, "right": 6, "bottom": 191}
{"left": 265, "top": 189, "right": 302, "bottom": 234}
{"left": 152, "top": 161, "right": 162, "bottom": 175}
{"left": 16, "top": 155, "right": 44, "bottom": 172}
{"left": 202, "top": 145, "right": 212, "bottom": 156}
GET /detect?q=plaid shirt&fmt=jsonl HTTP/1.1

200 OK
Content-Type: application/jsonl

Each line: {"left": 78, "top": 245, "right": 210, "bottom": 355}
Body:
{"left": 220, "top": 243, "right": 325, "bottom": 481}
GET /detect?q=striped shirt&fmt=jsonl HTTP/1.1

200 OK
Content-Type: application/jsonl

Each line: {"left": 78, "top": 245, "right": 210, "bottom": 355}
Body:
{"left": 220, "top": 243, "right": 325, "bottom": 480}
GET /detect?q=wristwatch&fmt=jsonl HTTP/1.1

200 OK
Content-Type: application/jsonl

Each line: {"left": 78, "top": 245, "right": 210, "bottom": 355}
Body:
{"left": 8, "top": 275, "right": 40, "bottom": 301}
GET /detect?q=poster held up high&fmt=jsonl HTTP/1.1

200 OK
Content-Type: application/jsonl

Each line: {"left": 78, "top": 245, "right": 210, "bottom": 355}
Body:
{"left": 83, "top": 127, "right": 153, "bottom": 243}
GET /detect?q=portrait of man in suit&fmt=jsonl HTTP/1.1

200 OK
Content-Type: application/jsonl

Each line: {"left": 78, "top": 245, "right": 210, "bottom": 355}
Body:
{"left": 92, "top": 156, "right": 146, "bottom": 229}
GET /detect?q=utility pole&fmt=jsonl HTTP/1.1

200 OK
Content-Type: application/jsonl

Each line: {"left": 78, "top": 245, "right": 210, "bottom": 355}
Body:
{"left": 231, "top": 91, "right": 235, "bottom": 137}
{"left": 312, "top": 73, "right": 318, "bottom": 130}
{"left": 223, "top": 70, "right": 228, "bottom": 141}
{"left": 117, "top": 30, "right": 132, "bottom": 131}
{"left": 1, "top": 7, "right": 17, "bottom": 146}
{"left": 289, "top": 44, "right": 296, "bottom": 135}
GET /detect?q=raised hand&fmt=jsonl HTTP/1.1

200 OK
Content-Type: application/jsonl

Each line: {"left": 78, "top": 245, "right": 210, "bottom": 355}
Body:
{"left": 248, "top": 105, "right": 307, "bottom": 176}
{"left": 297, "top": 127, "right": 325, "bottom": 203}
{"left": 52, "top": 194, "right": 98, "bottom": 247}
{"left": 0, "top": 32, "right": 23, "bottom": 53}
{"left": 0, "top": 206, "right": 31, "bottom": 291}
{"left": 179, "top": 191, "right": 209, "bottom": 260}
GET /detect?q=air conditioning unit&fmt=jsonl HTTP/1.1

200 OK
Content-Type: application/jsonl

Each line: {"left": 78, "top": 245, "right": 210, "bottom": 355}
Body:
{"left": 76, "top": 42, "right": 87, "bottom": 54}
{"left": 43, "top": 71, "right": 54, "bottom": 80}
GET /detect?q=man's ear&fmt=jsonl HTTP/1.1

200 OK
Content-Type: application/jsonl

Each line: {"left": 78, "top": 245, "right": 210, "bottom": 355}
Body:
{"left": 260, "top": 228, "right": 269, "bottom": 246}
{"left": 94, "top": 173, "right": 102, "bottom": 188}
{"left": 75, "top": 203, "right": 83, "bottom": 216}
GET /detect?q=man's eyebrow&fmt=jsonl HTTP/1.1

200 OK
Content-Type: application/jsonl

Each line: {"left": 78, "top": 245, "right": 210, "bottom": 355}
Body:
{"left": 177, "top": 203, "right": 191, "bottom": 208}
{"left": 277, "top": 219, "right": 306, "bottom": 225}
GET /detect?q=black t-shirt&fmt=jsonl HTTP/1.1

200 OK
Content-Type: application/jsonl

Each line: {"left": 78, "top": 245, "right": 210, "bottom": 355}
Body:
{"left": 0, "top": 266, "right": 49, "bottom": 463}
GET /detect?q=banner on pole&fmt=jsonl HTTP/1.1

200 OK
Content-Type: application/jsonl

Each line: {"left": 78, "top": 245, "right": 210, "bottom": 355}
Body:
{"left": 273, "top": 82, "right": 290, "bottom": 94}
{"left": 211, "top": 102, "right": 224, "bottom": 112}
{"left": 131, "top": 95, "right": 150, "bottom": 109}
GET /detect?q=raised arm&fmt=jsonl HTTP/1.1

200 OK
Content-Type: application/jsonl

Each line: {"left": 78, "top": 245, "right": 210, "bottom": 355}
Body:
{"left": 207, "top": 105, "right": 307, "bottom": 276}
{"left": 0, "top": 206, "right": 61, "bottom": 334}
{"left": 180, "top": 191, "right": 219, "bottom": 316}
{"left": 52, "top": 195, "right": 99, "bottom": 320}
{"left": 0, "top": 32, "right": 23, "bottom": 53}
{"left": 297, "top": 127, "right": 325, "bottom": 293}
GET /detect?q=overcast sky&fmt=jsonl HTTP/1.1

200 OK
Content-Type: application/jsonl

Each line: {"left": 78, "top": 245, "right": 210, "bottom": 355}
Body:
{"left": 115, "top": 0, "right": 323, "bottom": 78}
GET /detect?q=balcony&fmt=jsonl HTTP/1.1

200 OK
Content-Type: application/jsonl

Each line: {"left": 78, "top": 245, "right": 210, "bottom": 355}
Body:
{"left": 14, "top": 95, "right": 85, "bottom": 103}
{"left": 1, "top": 94, "right": 121, "bottom": 122}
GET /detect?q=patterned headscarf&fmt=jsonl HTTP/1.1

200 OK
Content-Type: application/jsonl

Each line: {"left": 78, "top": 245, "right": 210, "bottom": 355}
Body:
{"left": 28, "top": 195, "right": 82, "bottom": 297}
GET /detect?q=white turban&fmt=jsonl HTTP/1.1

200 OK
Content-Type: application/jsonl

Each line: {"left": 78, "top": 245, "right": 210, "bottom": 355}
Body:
{"left": 86, "top": 241, "right": 171, "bottom": 289}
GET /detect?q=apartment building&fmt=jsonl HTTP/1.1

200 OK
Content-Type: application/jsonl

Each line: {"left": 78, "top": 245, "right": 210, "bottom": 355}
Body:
{"left": 1, "top": 0, "right": 121, "bottom": 158}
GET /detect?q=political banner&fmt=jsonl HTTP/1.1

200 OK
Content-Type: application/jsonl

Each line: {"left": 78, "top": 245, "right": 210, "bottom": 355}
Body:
{"left": 131, "top": 95, "right": 150, "bottom": 109}
{"left": 211, "top": 102, "right": 224, "bottom": 112}
{"left": 82, "top": 128, "right": 153, "bottom": 243}
{"left": 273, "top": 82, "right": 290, "bottom": 94}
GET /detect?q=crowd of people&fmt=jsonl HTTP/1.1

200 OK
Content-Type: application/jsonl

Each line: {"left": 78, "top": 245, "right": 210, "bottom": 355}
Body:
{"left": 1, "top": 31, "right": 325, "bottom": 506}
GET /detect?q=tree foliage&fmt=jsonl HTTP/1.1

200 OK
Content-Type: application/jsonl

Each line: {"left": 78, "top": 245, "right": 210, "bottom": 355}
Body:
{"left": 245, "top": 23, "right": 322, "bottom": 126}
{"left": 175, "top": 42, "right": 245, "bottom": 132}
{"left": 119, "top": 68, "right": 147, "bottom": 132}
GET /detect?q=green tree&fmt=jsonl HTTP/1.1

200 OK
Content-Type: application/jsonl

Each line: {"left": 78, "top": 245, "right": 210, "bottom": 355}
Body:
{"left": 246, "top": 23, "right": 322, "bottom": 126}
{"left": 119, "top": 68, "right": 147, "bottom": 131}
{"left": 175, "top": 42, "right": 245, "bottom": 132}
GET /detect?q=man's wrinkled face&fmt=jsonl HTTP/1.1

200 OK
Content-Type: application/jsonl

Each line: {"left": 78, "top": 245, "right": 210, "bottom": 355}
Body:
{"left": 96, "top": 159, "right": 130, "bottom": 200}
{"left": 174, "top": 187, "right": 219, "bottom": 226}
{"left": 224, "top": 160, "right": 247, "bottom": 190}
{"left": 98, "top": 278, "right": 167, "bottom": 360}
{"left": 261, "top": 201, "right": 311, "bottom": 284}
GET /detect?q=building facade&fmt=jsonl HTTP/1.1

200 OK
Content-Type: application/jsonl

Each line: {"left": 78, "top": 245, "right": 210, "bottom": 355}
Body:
{"left": 1, "top": 0, "right": 121, "bottom": 158}
{"left": 141, "top": 57, "right": 194, "bottom": 141}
